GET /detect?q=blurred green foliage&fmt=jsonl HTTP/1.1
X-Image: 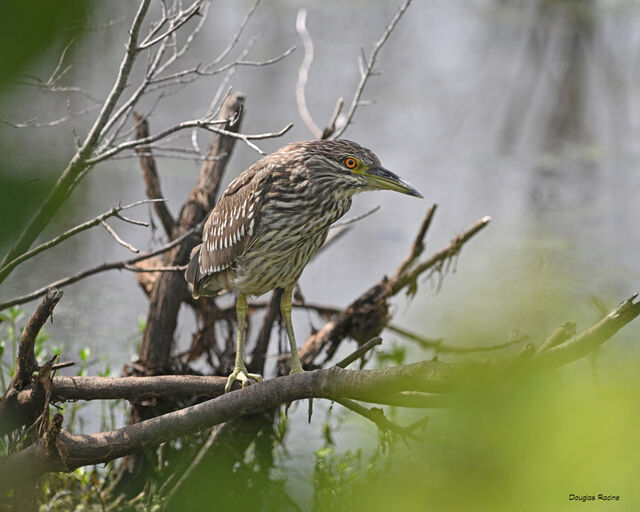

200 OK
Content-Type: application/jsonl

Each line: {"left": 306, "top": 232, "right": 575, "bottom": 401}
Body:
{"left": 0, "top": 1, "right": 85, "bottom": 87}
{"left": 310, "top": 365, "right": 640, "bottom": 511}
{"left": 0, "top": 1, "right": 86, "bottom": 251}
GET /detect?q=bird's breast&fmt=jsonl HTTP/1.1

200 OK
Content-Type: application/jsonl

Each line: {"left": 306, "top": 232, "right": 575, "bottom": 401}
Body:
{"left": 228, "top": 192, "right": 352, "bottom": 296}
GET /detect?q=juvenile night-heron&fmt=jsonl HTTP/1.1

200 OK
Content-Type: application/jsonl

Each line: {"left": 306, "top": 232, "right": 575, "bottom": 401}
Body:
{"left": 186, "top": 139, "right": 422, "bottom": 391}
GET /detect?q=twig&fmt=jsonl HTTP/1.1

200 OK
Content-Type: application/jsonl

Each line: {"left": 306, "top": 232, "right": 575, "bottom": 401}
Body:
{"left": 148, "top": 45, "right": 296, "bottom": 88}
{"left": 539, "top": 322, "right": 576, "bottom": 352}
{"left": 396, "top": 203, "right": 437, "bottom": 275}
{"left": 100, "top": 221, "right": 139, "bottom": 253}
{"left": 161, "top": 425, "right": 223, "bottom": 503}
{"left": 390, "top": 215, "right": 492, "bottom": 295}
{"left": 335, "top": 337, "right": 383, "bottom": 368}
{"left": 138, "top": 1, "right": 202, "bottom": 50}
{"left": 387, "top": 324, "right": 526, "bottom": 354}
{"left": 532, "top": 294, "right": 640, "bottom": 370}
{"left": 0, "top": 199, "right": 162, "bottom": 278}
{"left": 295, "top": 8, "right": 322, "bottom": 139}
{"left": 51, "top": 361, "right": 75, "bottom": 372}
{"left": 331, "top": 0, "right": 412, "bottom": 139}
{"left": 321, "top": 97, "right": 344, "bottom": 139}
{"left": 0, "top": 0, "right": 152, "bottom": 286}
{"left": 210, "top": 0, "right": 260, "bottom": 66}
{"left": 87, "top": 119, "right": 293, "bottom": 164}
{"left": 330, "top": 205, "right": 380, "bottom": 228}
{"left": 0, "top": 223, "right": 202, "bottom": 310}
{"left": 123, "top": 263, "right": 186, "bottom": 272}
{"left": 0, "top": 105, "right": 101, "bottom": 129}
{"left": 354, "top": 391, "right": 455, "bottom": 409}
{"left": 332, "top": 397, "right": 422, "bottom": 441}
{"left": 317, "top": 225, "right": 352, "bottom": 255}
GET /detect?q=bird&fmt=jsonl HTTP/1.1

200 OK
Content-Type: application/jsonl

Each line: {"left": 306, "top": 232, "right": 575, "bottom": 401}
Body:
{"left": 185, "top": 139, "right": 422, "bottom": 392}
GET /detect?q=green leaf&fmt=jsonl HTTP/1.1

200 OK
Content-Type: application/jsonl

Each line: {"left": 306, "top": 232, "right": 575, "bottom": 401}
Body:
{"left": 79, "top": 347, "right": 90, "bottom": 362}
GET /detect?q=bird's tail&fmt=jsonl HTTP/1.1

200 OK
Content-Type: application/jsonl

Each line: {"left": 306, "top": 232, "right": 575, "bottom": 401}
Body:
{"left": 185, "top": 244, "right": 202, "bottom": 298}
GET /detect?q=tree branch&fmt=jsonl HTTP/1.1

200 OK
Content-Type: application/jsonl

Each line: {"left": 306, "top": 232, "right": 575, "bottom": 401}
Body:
{"left": 331, "top": 0, "right": 412, "bottom": 139}
{"left": 0, "top": 0, "right": 152, "bottom": 285}
{"left": 134, "top": 113, "right": 176, "bottom": 236}
{"left": 3, "top": 290, "right": 637, "bottom": 491}
{"left": 298, "top": 209, "right": 491, "bottom": 366}
{"left": 0, "top": 199, "right": 161, "bottom": 279}
{"left": 11, "top": 289, "right": 63, "bottom": 390}
{"left": 0, "top": 224, "right": 201, "bottom": 310}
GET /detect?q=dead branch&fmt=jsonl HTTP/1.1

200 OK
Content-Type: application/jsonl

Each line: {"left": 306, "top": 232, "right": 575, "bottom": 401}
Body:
{"left": 0, "top": 290, "right": 63, "bottom": 437}
{"left": 28, "top": 293, "right": 633, "bottom": 406}
{"left": 295, "top": 9, "right": 322, "bottom": 139}
{"left": 134, "top": 112, "right": 176, "bottom": 236}
{"left": 0, "top": 199, "right": 161, "bottom": 280}
{"left": 539, "top": 321, "right": 576, "bottom": 352}
{"left": 387, "top": 324, "right": 526, "bottom": 354}
{"left": 390, "top": 215, "right": 492, "bottom": 295}
{"left": 0, "top": 223, "right": 201, "bottom": 310}
{"left": 249, "top": 288, "right": 283, "bottom": 374}
{"left": 0, "top": 291, "right": 634, "bottom": 485}
{"left": 396, "top": 203, "right": 437, "bottom": 275}
{"left": 298, "top": 208, "right": 491, "bottom": 366}
{"left": 11, "top": 289, "right": 63, "bottom": 390}
{"left": 332, "top": 397, "right": 423, "bottom": 441}
{"left": 531, "top": 294, "right": 639, "bottom": 370}
{"left": 138, "top": 92, "right": 244, "bottom": 371}
{"left": 87, "top": 118, "right": 293, "bottom": 164}
{"left": 331, "top": 0, "right": 413, "bottom": 139}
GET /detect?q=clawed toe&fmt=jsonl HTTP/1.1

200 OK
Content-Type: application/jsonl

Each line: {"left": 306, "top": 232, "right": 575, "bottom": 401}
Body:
{"left": 225, "top": 367, "right": 262, "bottom": 393}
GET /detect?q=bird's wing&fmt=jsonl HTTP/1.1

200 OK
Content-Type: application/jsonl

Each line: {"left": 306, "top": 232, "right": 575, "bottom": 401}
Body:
{"left": 195, "top": 164, "right": 271, "bottom": 284}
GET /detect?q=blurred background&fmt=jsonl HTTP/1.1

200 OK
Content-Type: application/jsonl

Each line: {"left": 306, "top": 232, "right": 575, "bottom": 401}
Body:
{"left": 1, "top": 0, "right": 639, "bottom": 510}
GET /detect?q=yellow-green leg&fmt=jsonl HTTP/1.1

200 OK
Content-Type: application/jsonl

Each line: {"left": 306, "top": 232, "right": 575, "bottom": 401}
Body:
{"left": 225, "top": 292, "right": 262, "bottom": 392}
{"left": 281, "top": 285, "right": 304, "bottom": 374}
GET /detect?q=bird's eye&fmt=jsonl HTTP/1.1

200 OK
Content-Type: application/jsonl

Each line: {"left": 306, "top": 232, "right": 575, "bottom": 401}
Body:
{"left": 344, "top": 157, "right": 358, "bottom": 169}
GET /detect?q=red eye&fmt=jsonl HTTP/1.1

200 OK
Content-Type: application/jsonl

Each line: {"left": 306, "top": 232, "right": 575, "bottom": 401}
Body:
{"left": 344, "top": 157, "right": 358, "bottom": 169}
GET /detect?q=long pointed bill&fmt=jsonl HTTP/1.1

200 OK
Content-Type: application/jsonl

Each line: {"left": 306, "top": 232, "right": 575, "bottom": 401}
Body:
{"left": 363, "top": 166, "right": 423, "bottom": 198}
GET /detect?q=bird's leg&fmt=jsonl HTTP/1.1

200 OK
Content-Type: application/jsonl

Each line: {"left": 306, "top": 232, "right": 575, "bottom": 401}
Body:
{"left": 281, "top": 285, "right": 304, "bottom": 374}
{"left": 225, "top": 292, "right": 262, "bottom": 392}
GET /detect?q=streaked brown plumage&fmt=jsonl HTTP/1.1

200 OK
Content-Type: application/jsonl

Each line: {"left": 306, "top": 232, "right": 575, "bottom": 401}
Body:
{"left": 186, "top": 139, "right": 421, "bottom": 391}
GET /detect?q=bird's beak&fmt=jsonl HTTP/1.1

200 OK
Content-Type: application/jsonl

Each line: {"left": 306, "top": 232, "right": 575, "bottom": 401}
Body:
{"left": 362, "top": 166, "right": 423, "bottom": 198}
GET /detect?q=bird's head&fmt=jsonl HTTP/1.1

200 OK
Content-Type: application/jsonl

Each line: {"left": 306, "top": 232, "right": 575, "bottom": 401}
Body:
{"left": 286, "top": 139, "right": 423, "bottom": 198}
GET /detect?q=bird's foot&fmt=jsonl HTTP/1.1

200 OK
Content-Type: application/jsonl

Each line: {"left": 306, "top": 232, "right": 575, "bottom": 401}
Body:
{"left": 225, "top": 366, "right": 262, "bottom": 392}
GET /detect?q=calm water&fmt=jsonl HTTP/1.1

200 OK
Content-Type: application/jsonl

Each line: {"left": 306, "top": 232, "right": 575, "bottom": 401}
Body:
{"left": 1, "top": 0, "right": 639, "bottom": 500}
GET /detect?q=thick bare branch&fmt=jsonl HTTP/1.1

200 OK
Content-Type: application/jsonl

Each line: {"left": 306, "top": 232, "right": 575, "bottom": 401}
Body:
{"left": 11, "top": 289, "right": 64, "bottom": 390}
{"left": 133, "top": 113, "right": 176, "bottom": 236}
{"left": 138, "top": 93, "right": 244, "bottom": 370}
